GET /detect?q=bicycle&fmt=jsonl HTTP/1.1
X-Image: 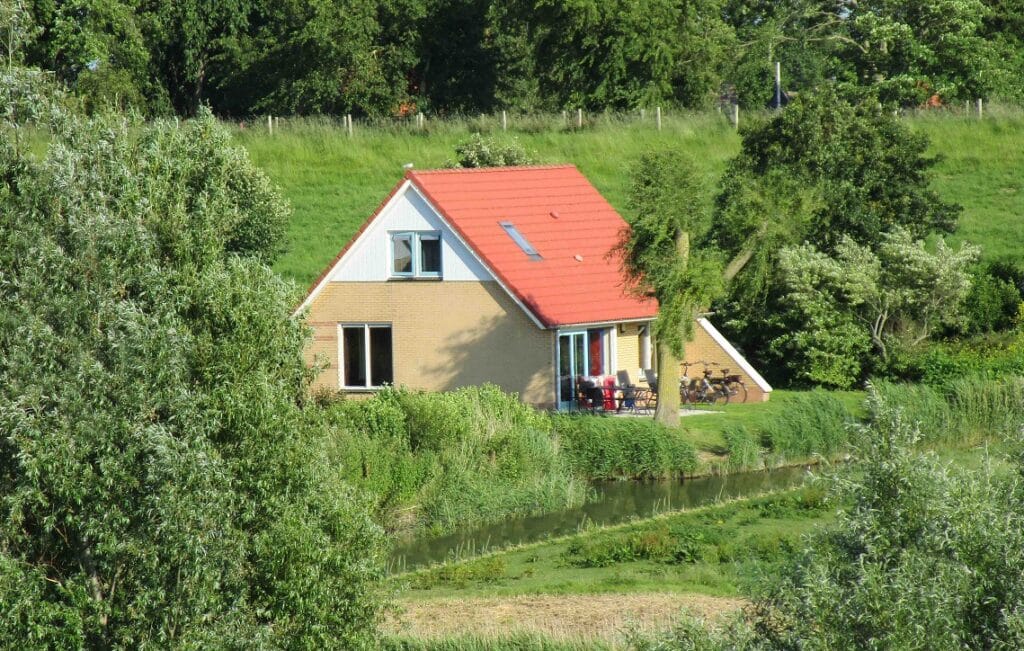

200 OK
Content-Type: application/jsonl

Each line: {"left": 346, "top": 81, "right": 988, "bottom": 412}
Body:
{"left": 717, "top": 367, "right": 748, "bottom": 403}
{"left": 680, "top": 361, "right": 730, "bottom": 405}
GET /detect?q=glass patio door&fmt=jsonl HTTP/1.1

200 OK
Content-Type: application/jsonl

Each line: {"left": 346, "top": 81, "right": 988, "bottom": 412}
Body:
{"left": 557, "top": 332, "right": 588, "bottom": 410}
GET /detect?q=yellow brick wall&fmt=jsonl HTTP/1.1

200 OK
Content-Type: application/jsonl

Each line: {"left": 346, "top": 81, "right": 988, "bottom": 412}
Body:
{"left": 303, "top": 280, "right": 556, "bottom": 407}
{"left": 625, "top": 321, "right": 769, "bottom": 402}
{"left": 679, "top": 324, "right": 768, "bottom": 402}
{"left": 614, "top": 322, "right": 645, "bottom": 385}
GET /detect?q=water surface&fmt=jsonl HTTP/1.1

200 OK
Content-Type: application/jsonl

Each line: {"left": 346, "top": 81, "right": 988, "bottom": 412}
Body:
{"left": 391, "top": 465, "right": 813, "bottom": 571}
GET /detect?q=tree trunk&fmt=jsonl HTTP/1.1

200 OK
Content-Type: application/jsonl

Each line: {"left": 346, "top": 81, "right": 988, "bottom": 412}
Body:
{"left": 653, "top": 337, "right": 681, "bottom": 427}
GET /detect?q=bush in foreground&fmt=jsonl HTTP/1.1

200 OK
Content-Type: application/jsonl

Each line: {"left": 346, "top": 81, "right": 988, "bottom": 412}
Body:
{"left": 749, "top": 389, "right": 1024, "bottom": 649}
{"left": 0, "top": 110, "right": 383, "bottom": 647}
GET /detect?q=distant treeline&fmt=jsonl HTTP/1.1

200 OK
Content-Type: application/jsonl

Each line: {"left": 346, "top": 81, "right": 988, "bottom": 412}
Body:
{"left": 12, "top": 0, "right": 1024, "bottom": 117}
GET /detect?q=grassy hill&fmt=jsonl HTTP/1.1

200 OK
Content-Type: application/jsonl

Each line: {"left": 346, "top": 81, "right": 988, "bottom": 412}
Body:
{"left": 231, "top": 112, "right": 1024, "bottom": 287}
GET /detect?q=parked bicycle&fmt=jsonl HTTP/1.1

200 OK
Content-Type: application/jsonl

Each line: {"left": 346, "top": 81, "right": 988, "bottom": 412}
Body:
{"left": 717, "top": 367, "right": 748, "bottom": 403}
{"left": 680, "top": 361, "right": 730, "bottom": 405}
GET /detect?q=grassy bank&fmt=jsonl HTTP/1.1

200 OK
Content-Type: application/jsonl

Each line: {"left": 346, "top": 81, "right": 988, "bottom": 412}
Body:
{"left": 321, "top": 385, "right": 865, "bottom": 537}
{"left": 231, "top": 111, "right": 1024, "bottom": 286}
{"left": 397, "top": 485, "right": 832, "bottom": 601}
{"left": 322, "top": 374, "right": 1021, "bottom": 539}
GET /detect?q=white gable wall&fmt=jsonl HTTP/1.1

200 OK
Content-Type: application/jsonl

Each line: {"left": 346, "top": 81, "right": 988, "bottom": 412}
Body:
{"left": 330, "top": 184, "right": 493, "bottom": 282}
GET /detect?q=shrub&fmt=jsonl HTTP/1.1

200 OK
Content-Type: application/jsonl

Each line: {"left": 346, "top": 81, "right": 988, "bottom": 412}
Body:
{"left": 961, "top": 266, "right": 1022, "bottom": 335}
{"left": 448, "top": 134, "right": 537, "bottom": 168}
{"left": 722, "top": 424, "right": 762, "bottom": 471}
{"left": 760, "top": 390, "right": 855, "bottom": 460}
{"left": 410, "top": 556, "right": 507, "bottom": 589}
{"left": 553, "top": 416, "right": 699, "bottom": 479}
{"left": 751, "top": 391, "right": 1024, "bottom": 650}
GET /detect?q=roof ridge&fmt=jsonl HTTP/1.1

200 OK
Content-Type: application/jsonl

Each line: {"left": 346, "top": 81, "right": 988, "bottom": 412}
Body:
{"left": 407, "top": 164, "right": 577, "bottom": 177}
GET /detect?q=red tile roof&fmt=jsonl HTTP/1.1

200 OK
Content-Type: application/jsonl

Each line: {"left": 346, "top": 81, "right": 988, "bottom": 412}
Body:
{"left": 407, "top": 165, "right": 657, "bottom": 328}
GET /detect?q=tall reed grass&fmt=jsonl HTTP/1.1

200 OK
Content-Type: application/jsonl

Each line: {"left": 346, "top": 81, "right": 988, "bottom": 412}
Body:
{"left": 322, "top": 385, "right": 588, "bottom": 536}
{"left": 759, "top": 390, "right": 856, "bottom": 461}
{"left": 552, "top": 416, "right": 699, "bottom": 480}
{"left": 870, "top": 375, "right": 1024, "bottom": 444}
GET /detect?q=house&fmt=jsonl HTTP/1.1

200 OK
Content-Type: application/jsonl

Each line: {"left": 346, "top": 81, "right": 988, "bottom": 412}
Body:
{"left": 296, "top": 165, "right": 772, "bottom": 408}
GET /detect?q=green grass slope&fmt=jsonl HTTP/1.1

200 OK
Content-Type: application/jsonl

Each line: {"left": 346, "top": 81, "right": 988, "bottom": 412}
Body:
{"left": 232, "top": 112, "right": 1024, "bottom": 286}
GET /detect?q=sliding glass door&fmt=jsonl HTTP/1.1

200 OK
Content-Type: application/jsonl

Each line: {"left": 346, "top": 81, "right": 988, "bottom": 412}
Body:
{"left": 557, "top": 329, "right": 609, "bottom": 410}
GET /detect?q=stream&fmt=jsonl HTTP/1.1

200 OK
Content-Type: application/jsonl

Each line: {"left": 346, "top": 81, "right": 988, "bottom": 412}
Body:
{"left": 390, "top": 465, "right": 814, "bottom": 571}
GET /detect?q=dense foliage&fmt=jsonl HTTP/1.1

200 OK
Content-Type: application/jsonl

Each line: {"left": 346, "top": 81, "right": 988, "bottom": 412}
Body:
{"left": 0, "top": 105, "right": 384, "bottom": 646}
{"left": 749, "top": 390, "right": 1024, "bottom": 649}
{"left": 777, "top": 229, "right": 979, "bottom": 387}
{"left": 9, "top": 0, "right": 1024, "bottom": 116}
{"left": 712, "top": 89, "right": 968, "bottom": 388}
{"left": 322, "top": 386, "right": 589, "bottom": 536}
{"left": 619, "top": 150, "right": 726, "bottom": 424}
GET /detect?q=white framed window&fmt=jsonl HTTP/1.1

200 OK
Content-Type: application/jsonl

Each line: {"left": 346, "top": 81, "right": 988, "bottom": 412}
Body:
{"left": 339, "top": 323, "right": 393, "bottom": 389}
{"left": 391, "top": 231, "right": 442, "bottom": 278}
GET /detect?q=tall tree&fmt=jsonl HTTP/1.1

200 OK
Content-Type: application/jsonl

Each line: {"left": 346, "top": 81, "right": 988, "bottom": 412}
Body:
{"left": 214, "top": 0, "right": 424, "bottom": 116}
{"left": 142, "top": 0, "right": 252, "bottom": 115}
{"left": 839, "top": 0, "right": 1002, "bottom": 104}
{"left": 711, "top": 88, "right": 960, "bottom": 385}
{"left": 492, "top": 0, "right": 735, "bottom": 111}
{"left": 620, "top": 152, "right": 726, "bottom": 426}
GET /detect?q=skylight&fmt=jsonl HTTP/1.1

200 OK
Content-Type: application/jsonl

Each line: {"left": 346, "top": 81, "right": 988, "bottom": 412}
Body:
{"left": 499, "top": 221, "right": 542, "bottom": 260}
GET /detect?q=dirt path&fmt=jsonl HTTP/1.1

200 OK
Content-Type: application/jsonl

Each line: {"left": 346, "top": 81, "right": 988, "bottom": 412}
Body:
{"left": 386, "top": 592, "right": 746, "bottom": 643}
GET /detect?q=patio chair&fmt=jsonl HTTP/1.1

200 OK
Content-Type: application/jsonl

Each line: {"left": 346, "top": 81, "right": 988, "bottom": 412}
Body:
{"left": 575, "top": 376, "right": 604, "bottom": 412}
{"left": 632, "top": 369, "right": 657, "bottom": 414}
{"left": 643, "top": 369, "right": 658, "bottom": 394}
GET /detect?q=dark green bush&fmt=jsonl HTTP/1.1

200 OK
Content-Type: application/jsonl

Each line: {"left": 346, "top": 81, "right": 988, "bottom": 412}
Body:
{"left": 960, "top": 266, "right": 1022, "bottom": 335}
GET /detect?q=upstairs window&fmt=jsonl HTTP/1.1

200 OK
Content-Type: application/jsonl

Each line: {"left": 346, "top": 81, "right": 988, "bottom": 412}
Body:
{"left": 391, "top": 232, "right": 442, "bottom": 278}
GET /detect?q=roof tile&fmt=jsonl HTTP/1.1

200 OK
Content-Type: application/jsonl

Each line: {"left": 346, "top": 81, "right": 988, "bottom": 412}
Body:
{"left": 407, "top": 166, "right": 657, "bottom": 327}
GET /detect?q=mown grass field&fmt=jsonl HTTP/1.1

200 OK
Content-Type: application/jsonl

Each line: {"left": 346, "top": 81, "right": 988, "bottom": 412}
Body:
{"left": 231, "top": 110, "right": 1024, "bottom": 287}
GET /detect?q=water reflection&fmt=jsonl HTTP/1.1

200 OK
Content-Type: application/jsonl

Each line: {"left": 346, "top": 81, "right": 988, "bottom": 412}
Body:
{"left": 390, "top": 465, "right": 813, "bottom": 571}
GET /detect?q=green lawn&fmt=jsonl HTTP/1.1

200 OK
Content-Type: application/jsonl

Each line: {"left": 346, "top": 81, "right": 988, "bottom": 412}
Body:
{"left": 232, "top": 111, "right": 1024, "bottom": 287}
{"left": 677, "top": 389, "right": 865, "bottom": 455}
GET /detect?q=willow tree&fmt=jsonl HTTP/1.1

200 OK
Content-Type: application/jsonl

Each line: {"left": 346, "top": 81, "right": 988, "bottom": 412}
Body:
{"left": 619, "top": 152, "right": 720, "bottom": 426}
{"left": 621, "top": 150, "right": 767, "bottom": 426}
{"left": 0, "top": 86, "right": 384, "bottom": 646}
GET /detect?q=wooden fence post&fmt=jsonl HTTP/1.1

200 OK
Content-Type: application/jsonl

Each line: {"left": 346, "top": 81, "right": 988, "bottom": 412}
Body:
{"left": 732, "top": 104, "right": 740, "bottom": 130}
{"left": 977, "top": 98, "right": 983, "bottom": 119}
{"left": 267, "top": 115, "right": 273, "bottom": 135}
{"left": 502, "top": 110, "right": 507, "bottom": 131}
{"left": 346, "top": 114, "right": 353, "bottom": 138}
{"left": 655, "top": 106, "right": 662, "bottom": 131}
{"left": 576, "top": 108, "right": 583, "bottom": 128}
